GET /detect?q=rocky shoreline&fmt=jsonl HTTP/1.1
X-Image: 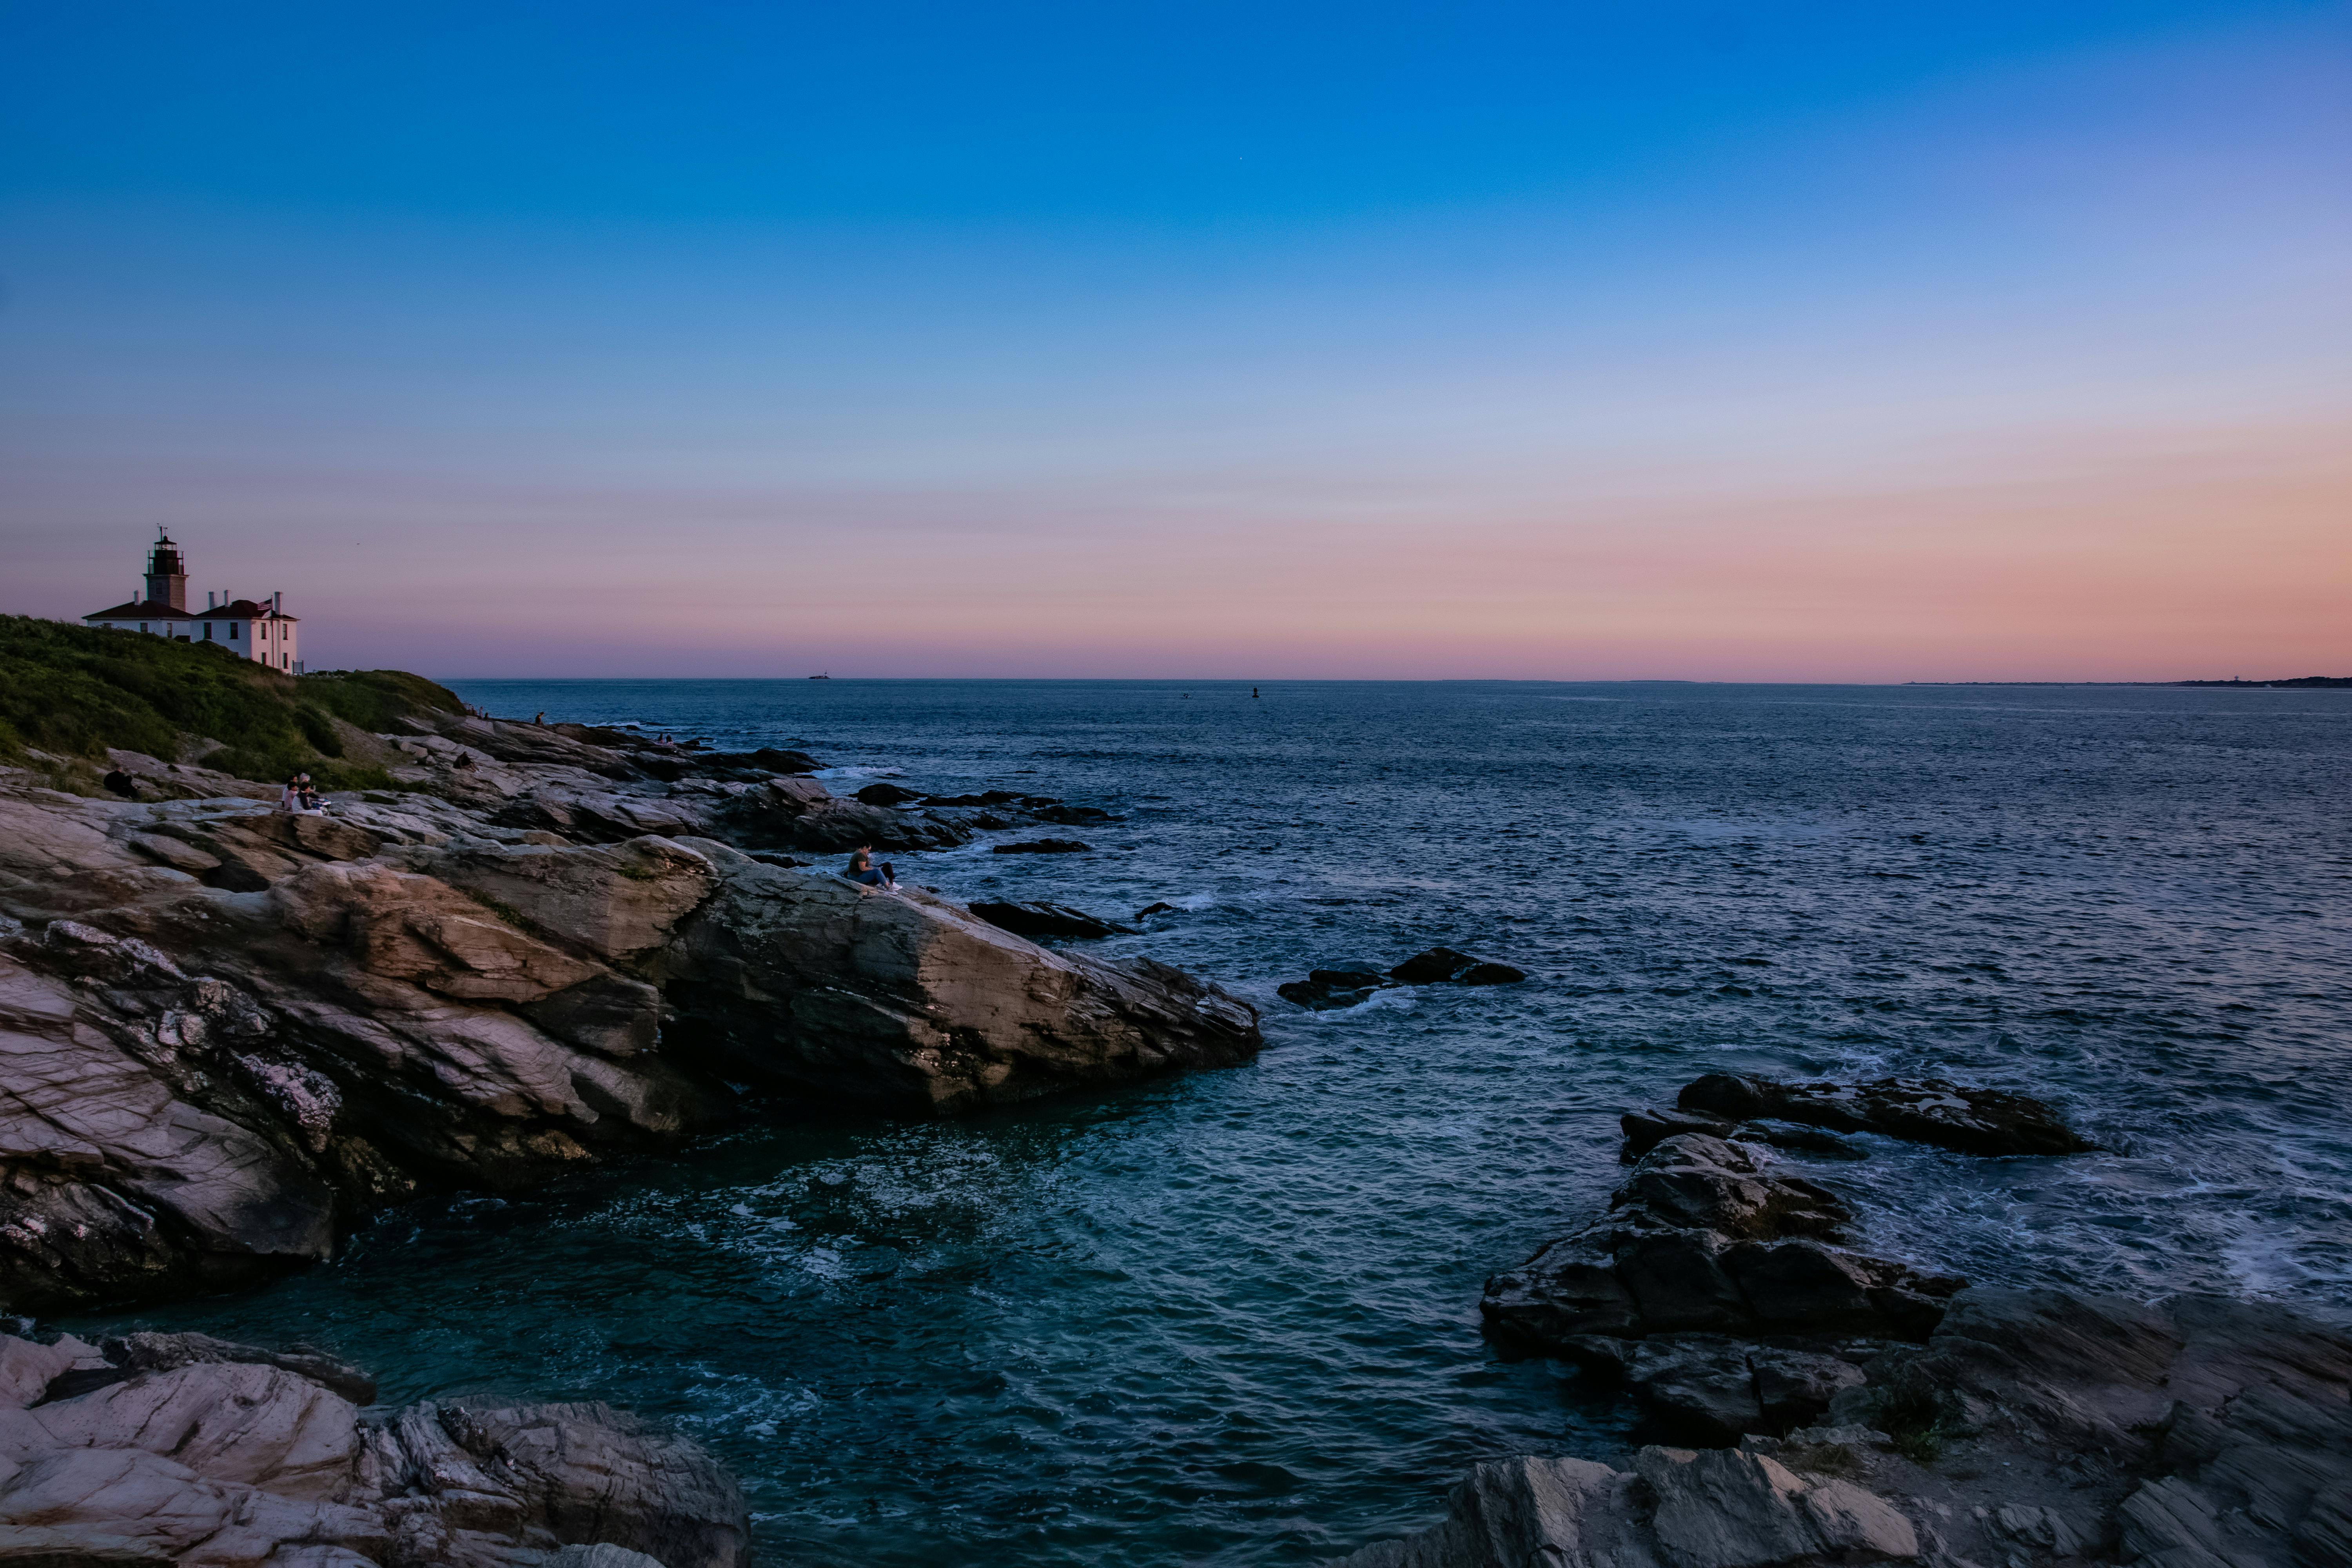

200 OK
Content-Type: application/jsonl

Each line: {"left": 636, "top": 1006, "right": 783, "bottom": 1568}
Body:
{"left": 1330, "top": 1075, "right": 2352, "bottom": 1568}
{"left": 1, "top": 705, "right": 1265, "bottom": 1564}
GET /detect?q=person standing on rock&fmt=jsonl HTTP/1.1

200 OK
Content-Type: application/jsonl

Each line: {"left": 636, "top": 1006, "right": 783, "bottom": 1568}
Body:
{"left": 845, "top": 847, "right": 895, "bottom": 889}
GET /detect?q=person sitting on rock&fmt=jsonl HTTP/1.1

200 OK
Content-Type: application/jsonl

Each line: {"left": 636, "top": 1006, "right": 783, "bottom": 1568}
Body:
{"left": 844, "top": 847, "right": 895, "bottom": 889}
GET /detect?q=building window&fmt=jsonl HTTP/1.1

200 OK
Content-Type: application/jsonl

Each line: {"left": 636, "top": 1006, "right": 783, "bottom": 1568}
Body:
{"left": 140, "top": 622, "right": 148, "bottom": 633}
{"left": 231, "top": 623, "right": 241, "bottom": 639}
{"left": 203, "top": 624, "right": 214, "bottom": 641}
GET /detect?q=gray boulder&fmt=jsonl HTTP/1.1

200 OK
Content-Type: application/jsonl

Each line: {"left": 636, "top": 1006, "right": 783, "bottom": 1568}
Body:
{"left": 0, "top": 1329, "right": 746, "bottom": 1568}
{"left": 1327, "top": 1445, "right": 1915, "bottom": 1568}
{"left": 662, "top": 842, "right": 1261, "bottom": 1113}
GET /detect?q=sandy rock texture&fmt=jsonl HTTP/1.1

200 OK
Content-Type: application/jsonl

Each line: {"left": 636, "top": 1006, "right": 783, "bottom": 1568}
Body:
{"left": 0, "top": 714, "right": 1259, "bottom": 1312}
{"left": 0, "top": 1328, "right": 746, "bottom": 1568}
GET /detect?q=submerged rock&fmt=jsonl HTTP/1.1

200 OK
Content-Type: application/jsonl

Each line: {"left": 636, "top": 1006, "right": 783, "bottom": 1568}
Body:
{"left": 1279, "top": 948, "right": 1526, "bottom": 1011}
{"left": 0, "top": 1327, "right": 748, "bottom": 1568}
{"left": 1677, "top": 1072, "right": 2096, "bottom": 1158}
{"left": 1387, "top": 947, "right": 1526, "bottom": 986}
{"left": 990, "top": 838, "right": 1093, "bottom": 855}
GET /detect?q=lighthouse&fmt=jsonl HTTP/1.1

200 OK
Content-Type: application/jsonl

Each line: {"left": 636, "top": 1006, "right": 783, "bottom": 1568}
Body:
{"left": 82, "top": 530, "right": 306, "bottom": 672}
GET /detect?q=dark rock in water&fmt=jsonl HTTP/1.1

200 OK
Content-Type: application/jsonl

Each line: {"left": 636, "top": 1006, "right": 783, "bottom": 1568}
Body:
{"left": 1612, "top": 1134, "right": 1852, "bottom": 1242}
{"left": 1677, "top": 1072, "right": 2096, "bottom": 1157}
{"left": 1135, "top": 901, "right": 1181, "bottom": 918}
{"left": 1033, "top": 803, "right": 1119, "bottom": 825}
{"left": 1733, "top": 1119, "right": 1869, "bottom": 1160}
{"left": 1388, "top": 946, "right": 1482, "bottom": 984}
{"left": 854, "top": 782, "right": 923, "bottom": 806}
{"left": 969, "top": 900, "right": 1138, "bottom": 939}
{"left": 747, "top": 747, "right": 821, "bottom": 774}
{"left": 1621, "top": 1105, "right": 1738, "bottom": 1162}
{"left": 924, "top": 790, "right": 1025, "bottom": 807}
{"left": 1278, "top": 977, "right": 1381, "bottom": 1011}
{"left": 1388, "top": 946, "right": 1526, "bottom": 985}
{"left": 0, "top": 1327, "right": 750, "bottom": 1568}
{"left": 991, "top": 838, "right": 1093, "bottom": 854}
{"left": 1482, "top": 1134, "right": 1961, "bottom": 1350}
{"left": 1278, "top": 962, "right": 1396, "bottom": 1009}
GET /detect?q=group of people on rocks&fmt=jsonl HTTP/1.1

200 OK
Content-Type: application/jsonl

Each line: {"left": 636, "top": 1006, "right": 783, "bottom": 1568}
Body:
{"left": 279, "top": 773, "right": 323, "bottom": 813}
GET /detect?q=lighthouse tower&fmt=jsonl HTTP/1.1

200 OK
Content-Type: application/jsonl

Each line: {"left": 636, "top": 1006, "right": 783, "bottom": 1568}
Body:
{"left": 143, "top": 530, "right": 189, "bottom": 612}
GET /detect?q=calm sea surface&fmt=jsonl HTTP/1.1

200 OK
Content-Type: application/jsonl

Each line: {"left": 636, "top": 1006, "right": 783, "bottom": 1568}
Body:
{"left": 75, "top": 681, "right": 2352, "bottom": 1565}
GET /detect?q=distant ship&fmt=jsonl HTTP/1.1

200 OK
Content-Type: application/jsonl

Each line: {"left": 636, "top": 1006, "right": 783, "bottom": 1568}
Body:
{"left": 809, "top": 671, "right": 831, "bottom": 680}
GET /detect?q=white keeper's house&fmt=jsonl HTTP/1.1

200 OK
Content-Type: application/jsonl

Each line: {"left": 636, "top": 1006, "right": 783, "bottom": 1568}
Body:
{"left": 82, "top": 531, "right": 305, "bottom": 672}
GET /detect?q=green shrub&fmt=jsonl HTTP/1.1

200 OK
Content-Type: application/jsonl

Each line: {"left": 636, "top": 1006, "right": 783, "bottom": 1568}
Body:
{"left": 0, "top": 615, "right": 458, "bottom": 782}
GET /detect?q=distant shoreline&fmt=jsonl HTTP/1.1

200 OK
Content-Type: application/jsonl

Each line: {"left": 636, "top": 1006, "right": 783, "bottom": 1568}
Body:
{"left": 1909, "top": 677, "right": 2352, "bottom": 688}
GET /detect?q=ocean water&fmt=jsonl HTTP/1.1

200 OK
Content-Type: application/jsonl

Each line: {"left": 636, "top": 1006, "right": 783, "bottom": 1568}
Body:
{"left": 74, "top": 681, "right": 2352, "bottom": 1565}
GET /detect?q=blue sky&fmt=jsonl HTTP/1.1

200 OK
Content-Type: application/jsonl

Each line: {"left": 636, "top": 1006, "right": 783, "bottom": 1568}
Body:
{"left": 4, "top": 1, "right": 2347, "bottom": 677}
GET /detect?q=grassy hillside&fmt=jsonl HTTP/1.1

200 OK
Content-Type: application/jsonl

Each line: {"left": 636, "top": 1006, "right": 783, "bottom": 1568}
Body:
{"left": 0, "top": 614, "right": 463, "bottom": 788}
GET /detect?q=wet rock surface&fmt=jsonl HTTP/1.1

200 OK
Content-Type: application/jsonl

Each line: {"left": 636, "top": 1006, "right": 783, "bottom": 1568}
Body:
{"left": 1676, "top": 1073, "right": 2096, "bottom": 1158}
{"left": 0, "top": 714, "right": 1259, "bottom": 1312}
{"left": 989, "top": 838, "right": 1094, "bottom": 855}
{"left": 1481, "top": 1133, "right": 1962, "bottom": 1354}
{"left": 1278, "top": 946, "right": 1528, "bottom": 1009}
{"left": 0, "top": 1327, "right": 746, "bottom": 1568}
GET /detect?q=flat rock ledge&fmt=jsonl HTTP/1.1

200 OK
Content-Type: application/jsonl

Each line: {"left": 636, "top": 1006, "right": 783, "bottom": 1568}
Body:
{"left": 1331, "top": 1287, "right": 2352, "bottom": 1568}
{"left": 0, "top": 1327, "right": 747, "bottom": 1568}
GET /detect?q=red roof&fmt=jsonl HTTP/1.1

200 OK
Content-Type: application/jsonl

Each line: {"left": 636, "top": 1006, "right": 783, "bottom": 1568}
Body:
{"left": 83, "top": 598, "right": 296, "bottom": 622}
